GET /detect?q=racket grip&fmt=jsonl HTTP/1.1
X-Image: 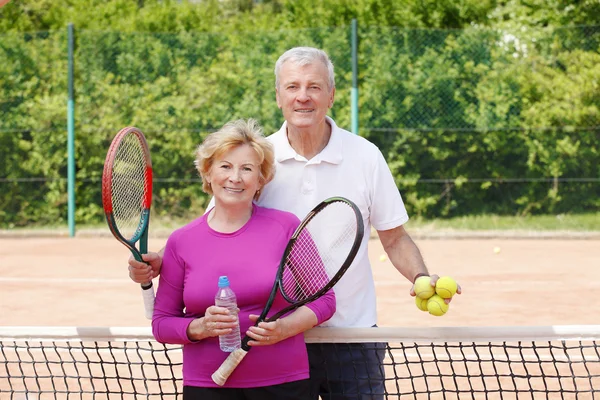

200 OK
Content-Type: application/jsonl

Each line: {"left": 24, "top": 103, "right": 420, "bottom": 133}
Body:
{"left": 141, "top": 283, "right": 155, "bottom": 320}
{"left": 211, "top": 347, "right": 249, "bottom": 386}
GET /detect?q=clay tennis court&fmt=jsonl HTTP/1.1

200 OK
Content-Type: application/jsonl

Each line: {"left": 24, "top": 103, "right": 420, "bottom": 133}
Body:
{"left": 1, "top": 234, "right": 598, "bottom": 327}
{"left": 1, "top": 233, "right": 599, "bottom": 399}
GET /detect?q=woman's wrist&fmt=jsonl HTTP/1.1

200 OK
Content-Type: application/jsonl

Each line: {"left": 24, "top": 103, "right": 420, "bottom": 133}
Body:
{"left": 186, "top": 317, "right": 206, "bottom": 342}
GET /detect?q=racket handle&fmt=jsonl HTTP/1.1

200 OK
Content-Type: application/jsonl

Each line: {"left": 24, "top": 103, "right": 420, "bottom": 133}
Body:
{"left": 141, "top": 283, "right": 155, "bottom": 320}
{"left": 211, "top": 347, "right": 249, "bottom": 386}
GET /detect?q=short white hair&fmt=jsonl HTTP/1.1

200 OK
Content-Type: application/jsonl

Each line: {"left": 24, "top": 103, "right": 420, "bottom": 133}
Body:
{"left": 274, "top": 47, "right": 335, "bottom": 91}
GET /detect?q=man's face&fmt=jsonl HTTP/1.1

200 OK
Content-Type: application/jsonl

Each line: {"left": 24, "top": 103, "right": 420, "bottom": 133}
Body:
{"left": 276, "top": 61, "right": 335, "bottom": 131}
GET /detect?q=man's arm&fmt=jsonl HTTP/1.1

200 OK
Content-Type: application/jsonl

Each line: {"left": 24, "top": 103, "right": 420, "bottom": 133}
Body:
{"left": 378, "top": 225, "right": 461, "bottom": 302}
{"left": 128, "top": 247, "right": 165, "bottom": 283}
{"left": 377, "top": 225, "right": 428, "bottom": 282}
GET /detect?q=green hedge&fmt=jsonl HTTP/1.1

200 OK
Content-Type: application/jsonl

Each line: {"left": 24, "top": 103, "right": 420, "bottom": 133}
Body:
{"left": 1, "top": 0, "right": 599, "bottom": 227}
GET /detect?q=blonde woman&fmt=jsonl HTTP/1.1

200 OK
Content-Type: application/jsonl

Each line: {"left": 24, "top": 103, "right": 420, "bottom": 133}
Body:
{"left": 151, "top": 119, "right": 335, "bottom": 400}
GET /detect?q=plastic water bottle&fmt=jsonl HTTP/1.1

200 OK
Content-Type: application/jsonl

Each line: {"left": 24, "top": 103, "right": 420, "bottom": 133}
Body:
{"left": 214, "top": 276, "right": 241, "bottom": 352}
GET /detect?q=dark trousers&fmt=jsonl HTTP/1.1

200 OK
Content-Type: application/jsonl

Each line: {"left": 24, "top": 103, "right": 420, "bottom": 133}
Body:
{"left": 307, "top": 342, "right": 387, "bottom": 400}
{"left": 183, "top": 379, "right": 311, "bottom": 400}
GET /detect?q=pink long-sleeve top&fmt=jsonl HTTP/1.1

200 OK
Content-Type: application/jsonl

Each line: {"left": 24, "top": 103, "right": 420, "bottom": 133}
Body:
{"left": 152, "top": 204, "right": 336, "bottom": 388}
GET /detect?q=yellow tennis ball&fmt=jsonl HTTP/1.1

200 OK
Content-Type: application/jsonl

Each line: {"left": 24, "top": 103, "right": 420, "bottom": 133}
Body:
{"left": 435, "top": 276, "right": 458, "bottom": 299}
{"left": 415, "top": 296, "right": 429, "bottom": 312}
{"left": 379, "top": 254, "right": 388, "bottom": 262}
{"left": 414, "top": 276, "right": 435, "bottom": 299}
{"left": 427, "top": 294, "right": 449, "bottom": 316}
{"left": 494, "top": 246, "right": 501, "bottom": 254}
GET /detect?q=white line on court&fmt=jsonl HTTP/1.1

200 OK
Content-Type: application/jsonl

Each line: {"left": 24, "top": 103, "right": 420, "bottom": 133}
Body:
{"left": 0, "top": 277, "right": 131, "bottom": 284}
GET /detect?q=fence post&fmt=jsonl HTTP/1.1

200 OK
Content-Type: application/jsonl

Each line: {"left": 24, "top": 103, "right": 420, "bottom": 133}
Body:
{"left": 351, "top": 18, "right": 359, "bottom": 135}
{"left": 67, "top": 23, "right": 76, "bottom": 237}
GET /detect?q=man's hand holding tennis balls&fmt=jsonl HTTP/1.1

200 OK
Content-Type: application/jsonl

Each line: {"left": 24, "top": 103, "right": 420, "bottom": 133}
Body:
{"left": 410, "top": 275, "right": 461, "bottom": 316}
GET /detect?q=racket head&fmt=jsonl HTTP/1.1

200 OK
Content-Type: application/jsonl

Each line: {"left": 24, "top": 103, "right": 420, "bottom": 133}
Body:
{"left": 276, "top": 196, "right": 364, "bottom": 308}
{"left": 102, "top": 127, "right": 153, "bottom": 255}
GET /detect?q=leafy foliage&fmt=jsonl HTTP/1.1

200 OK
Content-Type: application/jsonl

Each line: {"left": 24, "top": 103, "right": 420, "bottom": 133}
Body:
{"left": 0, "top": 0, "right": 598, "bottom": 227}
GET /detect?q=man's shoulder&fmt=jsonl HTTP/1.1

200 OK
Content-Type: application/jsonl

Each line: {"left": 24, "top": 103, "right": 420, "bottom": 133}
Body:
{"left": 330, "top": 120, "right": 380, "bottom": 154}
{"left": 337, "top": 130, "right": 383, "bottom": 162}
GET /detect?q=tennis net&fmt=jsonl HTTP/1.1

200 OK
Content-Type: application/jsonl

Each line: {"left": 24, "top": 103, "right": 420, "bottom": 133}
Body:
{"left": 1, "top": 325, "right": 599, "bottom": 399}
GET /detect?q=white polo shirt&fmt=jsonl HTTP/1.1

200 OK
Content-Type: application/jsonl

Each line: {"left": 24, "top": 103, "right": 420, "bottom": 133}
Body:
{"left": 257, "top": 116, "right": 409, "bottom": 328}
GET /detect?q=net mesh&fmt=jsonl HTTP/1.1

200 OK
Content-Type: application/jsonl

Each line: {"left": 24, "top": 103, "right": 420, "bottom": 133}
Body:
{"left": 110, "top": 133, "right": 151, "bottom": 241}
{"left": 1, "top": 326, "right": 598, "bottom": 399}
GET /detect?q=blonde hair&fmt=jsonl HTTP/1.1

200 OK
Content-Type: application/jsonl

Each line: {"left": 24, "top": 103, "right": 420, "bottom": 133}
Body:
{"left": 195, "top": 119, "right": 275, "bottom": 200}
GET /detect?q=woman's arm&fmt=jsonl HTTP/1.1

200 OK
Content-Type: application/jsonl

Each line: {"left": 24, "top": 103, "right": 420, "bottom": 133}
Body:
{"left": 152, "top": 237, "right": 238, "bottom": 344}
{"left": 128, "top": 248, "right": 165, "bottom": 283}
{"left": 245, "top": 288, "right": 336, "bottom": 346}
{"left": 185, "top": 306, "right": 238, "bottom": 342}
{"left": 151, "top": 240, "right": 195, "bottom": 344}
{"left": 245, "top": 306, "right": 318, "bottom": 346}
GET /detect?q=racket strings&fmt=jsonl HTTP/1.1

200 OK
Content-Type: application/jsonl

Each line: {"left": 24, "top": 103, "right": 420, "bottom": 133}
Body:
{"left": 111, "top": 134, "right": 150, "bottom": 240}
{"left": 281, "top": 203, "right": 358, "bottom": 302}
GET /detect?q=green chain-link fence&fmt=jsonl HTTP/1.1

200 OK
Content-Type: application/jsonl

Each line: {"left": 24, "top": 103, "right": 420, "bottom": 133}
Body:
{"left": 1, "top": 24, "right": 599, "bottom": 229}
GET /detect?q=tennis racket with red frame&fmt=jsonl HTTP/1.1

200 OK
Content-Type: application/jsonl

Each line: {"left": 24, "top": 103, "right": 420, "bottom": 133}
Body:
{"left": 211, "top": 196, "right": 364, "bottom": 386}
{"left": 102, "top": 126, "right": 155, "bottom": 319}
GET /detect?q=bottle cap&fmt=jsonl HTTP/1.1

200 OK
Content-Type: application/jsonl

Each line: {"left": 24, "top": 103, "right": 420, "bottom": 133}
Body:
{"left": 218, "top": 276, "right": 230, "bottom": 288}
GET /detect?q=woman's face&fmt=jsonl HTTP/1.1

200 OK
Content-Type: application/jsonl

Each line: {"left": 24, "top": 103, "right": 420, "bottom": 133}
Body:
{"left": 207, "top": 144, "right": 261, "bottom": 209}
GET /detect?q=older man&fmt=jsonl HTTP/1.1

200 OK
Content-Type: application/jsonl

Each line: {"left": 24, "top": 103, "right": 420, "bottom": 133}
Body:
{"left": 130, "top": 47, "right": 459, "bottom": 399}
